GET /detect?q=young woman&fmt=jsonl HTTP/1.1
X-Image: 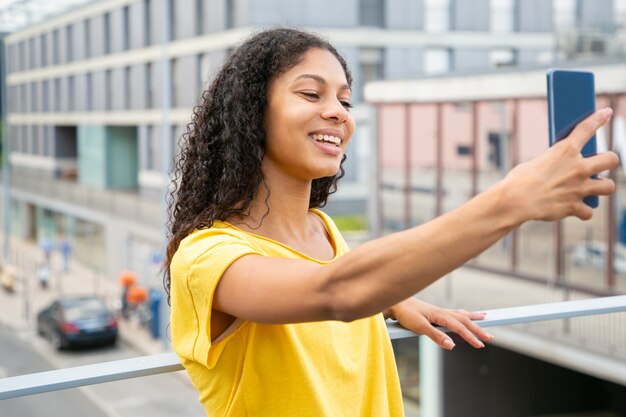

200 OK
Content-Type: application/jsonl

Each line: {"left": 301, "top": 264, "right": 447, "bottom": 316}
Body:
{"left": 165, "top": 28, "right": 618, "bottom": 416}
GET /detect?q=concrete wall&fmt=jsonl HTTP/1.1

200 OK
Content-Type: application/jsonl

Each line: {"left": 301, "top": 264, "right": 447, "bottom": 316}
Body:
{"left": 376, "top": 100, "right": 548, "bottom": 172}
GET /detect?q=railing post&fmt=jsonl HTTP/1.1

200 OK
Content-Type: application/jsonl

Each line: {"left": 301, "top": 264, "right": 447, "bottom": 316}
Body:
{"left": 435, "top": 103, "right": 444, "bottom": 217}
{"left": 471, "top": 101, "right": 479, "bottom": 198}
{"left": 404, "top": 103, "right": 412, "bottom": 229}
{"left": 606, "top": 94, "right": 617, "bottom": 291}
{"left": 419, "top": 337, "right": 443, "bottom": 417}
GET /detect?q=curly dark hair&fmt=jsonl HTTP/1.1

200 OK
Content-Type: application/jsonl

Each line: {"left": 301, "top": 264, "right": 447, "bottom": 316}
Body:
{"left": 164, "top": 28, "right": 353, "bottom": 302}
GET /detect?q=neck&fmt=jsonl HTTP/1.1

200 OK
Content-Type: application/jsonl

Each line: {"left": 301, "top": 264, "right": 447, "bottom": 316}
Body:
{"left": 238, "top": 164, "right": 314, "bottom": 236}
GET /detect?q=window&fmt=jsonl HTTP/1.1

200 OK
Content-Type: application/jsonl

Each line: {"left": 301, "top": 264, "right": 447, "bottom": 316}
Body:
{"left": 226, "top": 0, "right": 236, "bottom": 29}
{"left": 32, "top": 126, "right": 40, "bottom": 155}
{"left": 360, "top": 0, "right": 384, "bottom": 27}
{"left": 457, "top": 144, "right": 472, "bottom": 156}
{"left": 104, "top": 13, "right": 111, "bottom": 54}
{"left": 145, "top": 62, "right": 153, "bottom": 108}
{"left": 20, "top": 84, "right": 27, "bottom": 112}
{"left": 52, "top": 29, "right": 60, "bottom": 65}
{"left": 195, "top": 0, "right": 204, "bottom": 35}
{"left": 123, "top": 6, "right": 130, "bottom": 50}
{"left": 86, "top": 73, "right": 93, "bottom": 111}
{"left": 105, "top": 70, "right": 112, "bottom": 110}
{"left": 487, "top": 132, "right": 504, "bottom": 170}
{"left": 54, "top": 78, "right": 62, "bottom": 111}
{"left": 168, "top": 0, "right": 176, "bottom": 41}
{"left": 196, "top": 53, "right": 205, "bottom": 92}
{"left": 9, "top": 86, "right": 18, "bottom": 112}
{"left": 144, "top": 0, "right": 151, "bottom": 46}
{"left": 124, "top": 66, "right": 131, "bottom": 109}
{"left": 84, "top": 19, "right": 91, "bottom": 58}
{"left": 68, "top": 76, "right": 75, "bottom": 111}
{"left": 171, "top": 58, "right": 178, "bottom": 107}
{"left": 8, "top": 45, "right": 17, "bottom": 72}
{"left": 66, "top": 25, "right": 74, "bottom": 62}
{"left": 18, "top": 41, "right": 25, "bottom": 71}
{"left": 40, "top": 34, "right": 48, "bottom": 67}
{"left": 42, "top": 80, "right": 50, "bottom": 112}
{"left": 31, "top": 82, "right": 38, "bottom": 112}
{"left": 29, "top": 37, "right": 36, "bottom": 69}
{"left": 171, "top": 124, "right": 178, "bottom": 166}
{"left": 43, "top": 127, "right": 51, "bottom": 156}
{"left": 146, "top": 125, "right": 154, "bottom": 170}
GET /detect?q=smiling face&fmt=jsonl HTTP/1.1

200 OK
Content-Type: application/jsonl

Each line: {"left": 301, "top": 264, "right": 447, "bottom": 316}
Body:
{"left": 263, "top": 48, "right": 356, "bottom": 183}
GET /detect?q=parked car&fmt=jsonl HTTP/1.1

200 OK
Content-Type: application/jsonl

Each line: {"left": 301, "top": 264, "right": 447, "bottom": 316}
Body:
{"left": 570, "top": 241, "right": 626, "bottom": 274}
{"left": 36, "top": 296, "right": 118, "bottom": 350}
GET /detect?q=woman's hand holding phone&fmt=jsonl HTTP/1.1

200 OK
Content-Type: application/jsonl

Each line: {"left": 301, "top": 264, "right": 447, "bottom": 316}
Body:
{"left": 498, "top": 108, "right": 618, "bottom": 223}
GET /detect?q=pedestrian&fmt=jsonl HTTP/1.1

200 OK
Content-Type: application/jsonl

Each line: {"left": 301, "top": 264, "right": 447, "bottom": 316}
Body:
{"left": 164, "top": 28, "right": 618, "bottom": 416}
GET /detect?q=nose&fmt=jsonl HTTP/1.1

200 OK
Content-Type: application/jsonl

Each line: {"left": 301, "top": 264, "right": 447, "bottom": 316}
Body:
{"left": 321, "top": 98, "right": 349, "bottom": 124}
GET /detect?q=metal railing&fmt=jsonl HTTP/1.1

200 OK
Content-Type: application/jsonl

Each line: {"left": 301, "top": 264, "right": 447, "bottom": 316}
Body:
{"left": 1, "top": 295, "right": 625, "bottom": 400}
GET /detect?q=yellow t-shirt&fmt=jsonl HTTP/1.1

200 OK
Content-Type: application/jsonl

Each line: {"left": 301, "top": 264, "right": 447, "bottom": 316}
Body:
{"left": 170, "top": 209, "right": 404, "bottom": 416}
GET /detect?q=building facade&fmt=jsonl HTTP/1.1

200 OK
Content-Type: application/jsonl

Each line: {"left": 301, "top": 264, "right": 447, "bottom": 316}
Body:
{"left": 4, "top": 0, "right": 609, "bottom": 283}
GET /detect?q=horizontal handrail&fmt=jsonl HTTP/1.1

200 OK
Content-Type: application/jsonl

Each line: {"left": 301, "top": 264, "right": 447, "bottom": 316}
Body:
{"left": 1, "top": 295, "right": 626, "bottom": 400}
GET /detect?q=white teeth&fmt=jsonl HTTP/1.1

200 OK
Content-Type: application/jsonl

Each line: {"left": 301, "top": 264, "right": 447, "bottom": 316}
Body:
{"left": 311, "top": 134, "right": 341, "bottom": 145}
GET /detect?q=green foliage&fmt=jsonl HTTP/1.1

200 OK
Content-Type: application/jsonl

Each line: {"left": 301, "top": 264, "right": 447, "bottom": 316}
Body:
{"left": 332, "top": 215, "right": 368, "bottom": 232}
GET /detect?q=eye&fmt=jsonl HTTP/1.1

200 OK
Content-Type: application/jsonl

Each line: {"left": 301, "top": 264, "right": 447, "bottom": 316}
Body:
{"left": 340, "top": 100, "right": 353, "bottom": 109}
{"left": 300, "top": 92, "right": 320, "bottom": 100}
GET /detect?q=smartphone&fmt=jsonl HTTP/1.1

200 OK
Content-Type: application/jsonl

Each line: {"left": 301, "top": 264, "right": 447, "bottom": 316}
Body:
{"left": 546, "top": 69, "right": 598, "bottom": 208}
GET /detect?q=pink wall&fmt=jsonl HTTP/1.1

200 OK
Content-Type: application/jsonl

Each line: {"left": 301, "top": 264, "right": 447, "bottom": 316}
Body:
{"left": 379, "top": 99, "right": 560, "bottom": 172}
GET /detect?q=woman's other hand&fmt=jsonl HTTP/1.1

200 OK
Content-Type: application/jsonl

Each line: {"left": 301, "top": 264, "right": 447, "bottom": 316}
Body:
{"left": 501, "top": 108, "right": 619, "bottom": 223}
{"left": 387, "top": 298, "right": 493, "bottom": 350}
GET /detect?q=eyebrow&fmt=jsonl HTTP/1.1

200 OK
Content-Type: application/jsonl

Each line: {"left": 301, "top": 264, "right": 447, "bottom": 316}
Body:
{"left": 294, "top": 74, "right": 351, "bottom": 91}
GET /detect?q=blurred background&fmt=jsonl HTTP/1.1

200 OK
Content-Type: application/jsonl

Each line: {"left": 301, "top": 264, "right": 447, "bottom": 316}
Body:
{"left": 0, "top": 1, "right": 626, "bottom": 416}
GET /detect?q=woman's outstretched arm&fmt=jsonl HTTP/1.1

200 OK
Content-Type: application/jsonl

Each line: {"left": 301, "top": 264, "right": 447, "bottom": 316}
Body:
{"left": 214, "top": 108, "right": 619, "bottom": 324}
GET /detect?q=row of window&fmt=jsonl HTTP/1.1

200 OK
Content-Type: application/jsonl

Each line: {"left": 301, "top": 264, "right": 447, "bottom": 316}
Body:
{"left": 9, "top": 45, "right": 528, "bottom": 115}
{"left": 8, "top": 52, "right": 221, "bottom": 114}
{"left": 8, "top": 0, "right": 562, "bottom": 75}
{"left": 10, "top": 125, "right": 53, "bottom": 156}
{"left": 7, "top": 0, "right": 236, "bottom": 74}
{"left": 10, "top": 123, "right": 181, "bottom": 174}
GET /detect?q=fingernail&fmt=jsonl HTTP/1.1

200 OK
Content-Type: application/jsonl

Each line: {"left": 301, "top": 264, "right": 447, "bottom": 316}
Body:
{"left": 478, "top": 341, "right": 485, "bottom": 348}
{"left": 602, "top": 108, "right": 613, "bottom": 119}
{"left": 443, "top": 339, "right": 455, "bottom": 350}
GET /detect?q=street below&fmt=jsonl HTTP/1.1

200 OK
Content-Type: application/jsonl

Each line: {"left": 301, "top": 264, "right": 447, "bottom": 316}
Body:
{"left": 0, "top": 324, "right": 205, "bottom": 417}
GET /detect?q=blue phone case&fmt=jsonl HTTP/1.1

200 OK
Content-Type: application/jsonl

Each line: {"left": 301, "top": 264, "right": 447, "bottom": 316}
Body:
{"left": 546, "top": 69, "right": 598, "bottom": 208}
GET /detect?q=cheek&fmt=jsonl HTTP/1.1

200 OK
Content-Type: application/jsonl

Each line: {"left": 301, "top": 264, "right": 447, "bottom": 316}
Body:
{"left": 345, "top": 119, "right": 357, "bottom": 146}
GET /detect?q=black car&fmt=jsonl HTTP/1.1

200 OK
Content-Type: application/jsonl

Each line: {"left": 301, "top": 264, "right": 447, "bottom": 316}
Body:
{"left": 36, "top": 296, "right": 118, "bottom": 349}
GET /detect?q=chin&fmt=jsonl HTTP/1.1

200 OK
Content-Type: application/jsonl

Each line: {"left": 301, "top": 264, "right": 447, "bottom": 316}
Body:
{"left": 313, "top": 166, "right": 341, "bottom": 179}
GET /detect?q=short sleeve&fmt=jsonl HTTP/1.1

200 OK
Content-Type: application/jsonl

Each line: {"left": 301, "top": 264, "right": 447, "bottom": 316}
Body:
{"left": 170, "top": 232, "right": 260, "bottom": 369}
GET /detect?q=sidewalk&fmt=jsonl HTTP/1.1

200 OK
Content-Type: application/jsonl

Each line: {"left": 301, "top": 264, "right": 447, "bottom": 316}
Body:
{"left": 0, "top": 237, "right": 167, "bottom": 356}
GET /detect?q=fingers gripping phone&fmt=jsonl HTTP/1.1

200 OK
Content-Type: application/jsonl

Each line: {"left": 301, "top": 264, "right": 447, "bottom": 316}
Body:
{"left": 547, "top": 69, "right": 599, "bottom": 208}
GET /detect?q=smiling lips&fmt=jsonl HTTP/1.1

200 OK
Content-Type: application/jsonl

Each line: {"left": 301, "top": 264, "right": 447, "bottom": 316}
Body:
{"left": 311, "top": 133, "right": 341, "bottom": 146}
{"left": 311, "top": 135, "right": 341, "bottom": 146}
